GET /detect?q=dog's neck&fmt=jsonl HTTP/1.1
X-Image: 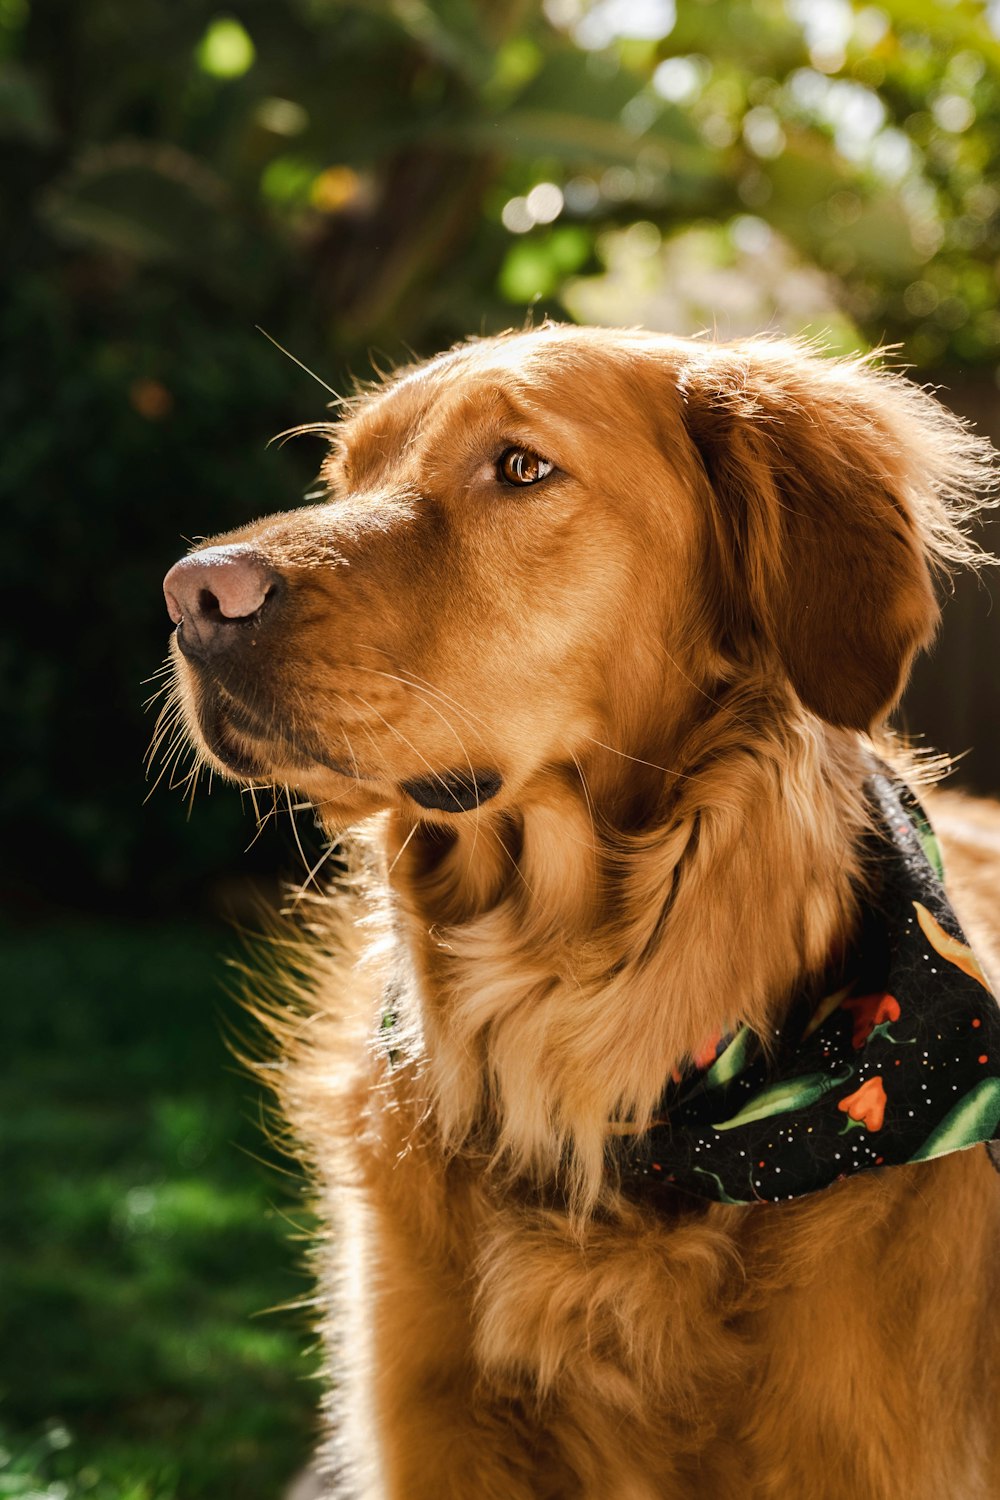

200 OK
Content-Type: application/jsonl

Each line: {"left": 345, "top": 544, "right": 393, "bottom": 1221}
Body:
{"left": 385, "top": 688, "right": 868, "bottom": 1210}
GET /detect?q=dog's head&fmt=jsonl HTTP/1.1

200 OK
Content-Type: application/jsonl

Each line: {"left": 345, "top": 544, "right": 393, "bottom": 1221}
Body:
{"left": 161, "top": 326, "right": 987, "bottom": 824}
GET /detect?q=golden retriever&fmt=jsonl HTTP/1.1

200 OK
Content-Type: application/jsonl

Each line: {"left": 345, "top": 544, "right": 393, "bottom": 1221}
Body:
{"left": 160, "top": 326, "right": 1000, "bottom": 1498}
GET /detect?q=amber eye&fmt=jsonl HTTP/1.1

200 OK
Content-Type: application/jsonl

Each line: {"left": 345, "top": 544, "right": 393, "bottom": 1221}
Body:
{"left": 497, "top": 447, "right": 554, "bottom": 486}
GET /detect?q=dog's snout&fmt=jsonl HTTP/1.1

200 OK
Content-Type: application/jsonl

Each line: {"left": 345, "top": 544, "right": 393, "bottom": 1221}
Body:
{"left": 163, "top": 545, "right": 280, "bottom": 658}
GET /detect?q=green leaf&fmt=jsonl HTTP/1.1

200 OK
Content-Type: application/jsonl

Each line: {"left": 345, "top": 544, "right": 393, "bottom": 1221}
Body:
{"left": 195, "top": 17, "right": 256, "bottom": 80}
{"left": 477, "top": 44, "right": 710, "bottom": 171}
{"left": 910, "top": 1078, "right": 1000, "bottom": 1162}
{"left": 713, "top": 1066, "right": 854, "bottom": 1130}
{"left": 498, "top": 225, "right": 591, "bottom": 302}
{"left": 908, "top": 806, "right": 946, "bottom": 883}
{"left": 0, "top": 61, "right": 56, "bottom": 144}
{"left": 41, "top": 144, "right": 231, "bottom": 272}
{"left": 691, "top": 1166, "right": 746, "bottom": 1204}
{"left": 514, "top": 46, "right": 642, "bottom": 121}
{"left": 399, "top": 0, "right": 498, "bottom": 83}
{"left": 499, "top": 239, "right": 560, "bottom": 302}
{"left": 701, "top": 1027, "right": 758, "bottom": 1090}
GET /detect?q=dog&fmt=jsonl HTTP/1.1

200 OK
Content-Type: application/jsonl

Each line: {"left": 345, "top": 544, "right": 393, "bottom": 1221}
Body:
{"left": 161, "top": 326, "right": 1000, "bottom": 1498}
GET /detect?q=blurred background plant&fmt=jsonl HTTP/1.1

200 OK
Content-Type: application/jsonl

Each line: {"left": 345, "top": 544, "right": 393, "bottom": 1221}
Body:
{"left": 3, "top": 0, "right": 1000, "bottom": 1495}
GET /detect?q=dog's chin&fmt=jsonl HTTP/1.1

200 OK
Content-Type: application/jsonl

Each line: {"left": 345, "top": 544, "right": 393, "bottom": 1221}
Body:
{"left": 180, "top": 695, "right": 392, "bottom": 825}
{"left": 196, "top": 703, "right": 271, "bottom": 780}
{"left": 179, "top": 671, "right": 507, "bottom": 822}
{"left": 200, "top": 732, "right": 508, "bottom": 828}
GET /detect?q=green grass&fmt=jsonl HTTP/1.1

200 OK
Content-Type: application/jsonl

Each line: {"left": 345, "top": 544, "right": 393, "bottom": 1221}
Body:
{"left": 0, "top": 920, "right": 318, "bottom": 1499}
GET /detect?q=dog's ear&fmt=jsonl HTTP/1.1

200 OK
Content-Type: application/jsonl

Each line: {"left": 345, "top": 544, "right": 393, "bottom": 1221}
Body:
{"left": 675, "top": 343, "right": 991, "bottom": 730}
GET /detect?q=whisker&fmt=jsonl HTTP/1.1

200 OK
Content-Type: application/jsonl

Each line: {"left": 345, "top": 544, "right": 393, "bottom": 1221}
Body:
{"left": 341, "top": 722, "right": 362, "bottom": 783}
{"left": 164, "top": 738, "right": 195, "bottom": 793}
{"left": 355, "top": 669, "right": 485, "bottom": 857}
{"left": 569, "top": 750, "right": 600, "bottom": 856}
{"left": 268, "top": 424, "right": 338, "bottom": 451}
{"left": 582, "top": 736, "right": 703, "bottom": 784}
{"left": 243, "top": 784, "right": 281, "bottom": 852}
{"left": 245, "top": 782, "right": 263, "bottom": 825}
{"left": 184, "top": 759, "right": 204, "bottom": 818}
{"left": 255, "top": 325, "right": 341, "bottom": 398}
{"left": 656, "top": 639, "right": 758, "bottom": 735}
{"left": 142, "top": 679, "right": 176, "bottom": 711}
{"left": 172, "top": 741, "right": 200, "bottom": 792}
{"left": 284, "top": 783, "right": 314, "bottom": 880}
{"left": 340, "top": 691, "right": 457, "bottom": 804}
{"left": 483, "top": 818, "right": 537, "bottom": 902}
{"left": 144, "top": 704, "right": 183, "bottom": 773}
{"left": 289, "top": 839, "right": 341, "bottom": 907}
{"left": 144, "top": 715, "right": 191, "bottom": 802}
{"left": 387, "top": 821, "right": 419, "bottom": 877}
{"left": 356, "top": 652, "right": 492, "bottom": 736}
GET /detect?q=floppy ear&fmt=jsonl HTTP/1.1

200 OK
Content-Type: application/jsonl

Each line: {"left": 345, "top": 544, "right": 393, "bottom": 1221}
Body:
{"left": 676, "top": 343, "right": 990, "bottom": 730}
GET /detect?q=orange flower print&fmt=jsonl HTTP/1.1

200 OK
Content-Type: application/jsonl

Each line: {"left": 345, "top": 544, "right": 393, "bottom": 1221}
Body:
{"left": 693, "top": 1031, "right": 723, "bottom": 1071}
{"left": 838, "top": 1077, "right": 887, "bottom": 1132}
{"left": 914, "top": 902, "right": 992, "bottom": 991}
{"left": 841, "top": 993, "right": 900, "bottom": 1049}
{"left": 671, "top": 1030, "right": 723, "bottom": 1084}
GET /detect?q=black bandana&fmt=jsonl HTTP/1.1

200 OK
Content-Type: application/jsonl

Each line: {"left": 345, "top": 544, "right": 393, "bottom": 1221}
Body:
{"left": 617, "top": 769, "right": 1000, "bottom": 1205}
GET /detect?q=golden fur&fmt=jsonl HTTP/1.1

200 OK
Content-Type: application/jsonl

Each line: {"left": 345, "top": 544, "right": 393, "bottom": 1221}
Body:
{"left": 162, "top": 327, "right": 1000, "bottom": 1497}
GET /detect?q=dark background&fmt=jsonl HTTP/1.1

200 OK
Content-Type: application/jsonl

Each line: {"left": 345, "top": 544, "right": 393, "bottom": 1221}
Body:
{"left": 3, "top": 1, "right": 999, "bottom": 1495}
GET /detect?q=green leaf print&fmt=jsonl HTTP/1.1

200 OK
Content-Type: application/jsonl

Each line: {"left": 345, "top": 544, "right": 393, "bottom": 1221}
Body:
{"left": 690, "top": 1166, "right": 747, "bottom": 1205}
{"left": 908, "top": 806, "right": 946, "bottom": 883}
{"left": 701, "top": 1027, "right": 757, "bottom": 1091}
{"left": 909, "top": 1078, "right": 1000, "bottom": 1162}
{"left": 712, "top": 1066, "right": 854, "bottom": 1131}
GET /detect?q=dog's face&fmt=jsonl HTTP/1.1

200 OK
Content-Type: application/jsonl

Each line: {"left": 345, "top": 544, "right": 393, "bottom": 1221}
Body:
{"left": 162, "top": 326, "right": 949, "bottom": 825}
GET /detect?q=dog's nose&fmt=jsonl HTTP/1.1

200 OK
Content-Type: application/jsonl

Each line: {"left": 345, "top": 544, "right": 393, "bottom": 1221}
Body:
{"left": 163, "top": 545, "right": 281, "bottom": 657}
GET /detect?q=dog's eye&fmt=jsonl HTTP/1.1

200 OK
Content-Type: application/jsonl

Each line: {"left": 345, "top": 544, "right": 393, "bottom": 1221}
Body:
{"left": 497, "top": 447, "right": 553, "bottom": 486}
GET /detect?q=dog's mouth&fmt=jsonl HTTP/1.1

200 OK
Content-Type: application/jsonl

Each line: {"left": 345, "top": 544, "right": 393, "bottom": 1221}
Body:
{"left": 192, "top": 682, "right": 361, "bottom": 784}
{"left": 197, "top": 698, "right": 273, "bottom": 779}
{"left": 400, "top": 769, "right": 504, "bottom": 812}
{"left": 182, "top": 665, "right": 506, "bottom": 813}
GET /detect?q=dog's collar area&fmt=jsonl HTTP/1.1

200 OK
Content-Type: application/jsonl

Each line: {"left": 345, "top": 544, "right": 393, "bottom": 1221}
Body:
{"left": 378, "top": 766, "right": 1000, "bottom": 1207}
{"left": 400, "top": 768, "right": 503, "bottom": 812}
{"left": 619, "top": 768, "right": 1000, "bottom": 1205}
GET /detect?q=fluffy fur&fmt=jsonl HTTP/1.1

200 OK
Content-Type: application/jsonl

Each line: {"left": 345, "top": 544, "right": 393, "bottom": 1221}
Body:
{"left": 162, "top": 326, "right": 1000, "bottom": 1498}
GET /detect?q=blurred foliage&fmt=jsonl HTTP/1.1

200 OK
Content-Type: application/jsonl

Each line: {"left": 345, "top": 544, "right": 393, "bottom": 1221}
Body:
{"left": 0, "top": 920, "right": 316, "bottom": 1498}
{"left": 4, "top": 0, "right": 1000, "bottom": 914}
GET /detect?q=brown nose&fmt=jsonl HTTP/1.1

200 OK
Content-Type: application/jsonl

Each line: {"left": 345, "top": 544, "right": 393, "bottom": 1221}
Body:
{"left": 163, "top": 545, "right": 281, "bottom": 658}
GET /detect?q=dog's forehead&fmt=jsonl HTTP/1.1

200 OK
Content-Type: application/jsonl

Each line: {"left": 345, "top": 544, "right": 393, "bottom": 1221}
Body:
{"left": 347, "top": 355, "right": 524, "bottom": 441}
{"left": 340, "top": 329, "right": 659, "bottom": 456}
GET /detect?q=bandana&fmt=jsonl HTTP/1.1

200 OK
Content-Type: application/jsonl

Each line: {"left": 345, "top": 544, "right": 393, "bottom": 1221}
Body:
{"left": 617, "top": 768, "right": 1000, "bottom": 1205}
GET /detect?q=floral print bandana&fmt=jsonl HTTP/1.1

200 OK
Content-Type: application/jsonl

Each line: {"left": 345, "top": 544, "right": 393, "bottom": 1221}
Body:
{"left": 617, "top": 767, "right": 1000, "bottom": 1205}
